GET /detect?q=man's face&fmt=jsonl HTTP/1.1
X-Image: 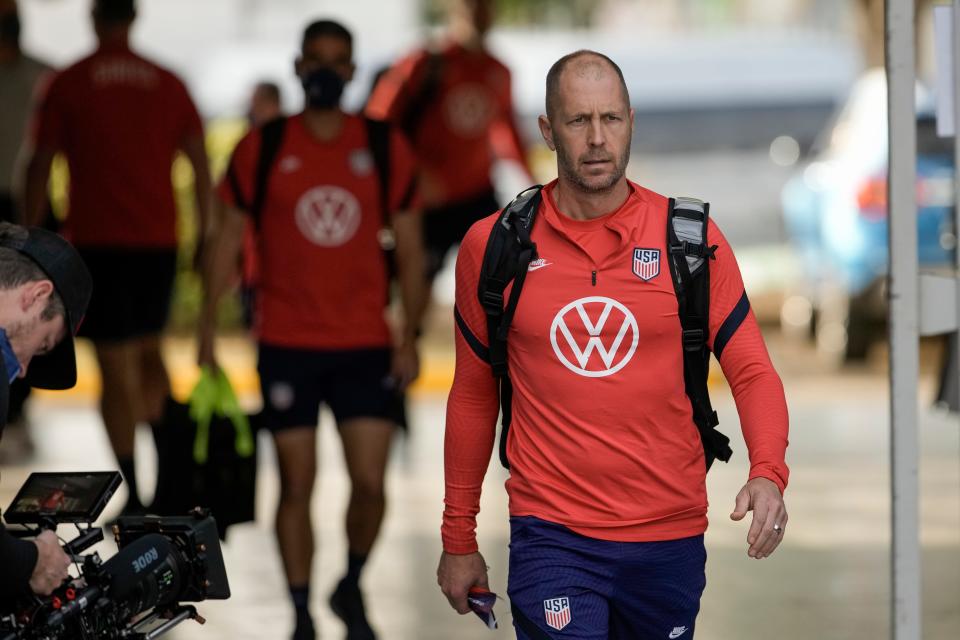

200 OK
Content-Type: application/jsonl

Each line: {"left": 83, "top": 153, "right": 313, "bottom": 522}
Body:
{"left": 5, "top": 283, "right": 66, "bottom": 379}
{"left": 540, "top": 61, "right": 633, "bottom": 194}
{"left": 295, "top": 34, "right": 354, "bottom": 83}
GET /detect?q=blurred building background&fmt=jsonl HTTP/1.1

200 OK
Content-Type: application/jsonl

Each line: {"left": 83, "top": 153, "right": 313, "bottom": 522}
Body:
{"left": 2, "top": 1, "right": 959, "bottom": 639}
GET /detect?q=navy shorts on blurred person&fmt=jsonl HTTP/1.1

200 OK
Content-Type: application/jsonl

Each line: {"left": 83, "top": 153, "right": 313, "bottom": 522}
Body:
{"left": 77, "top": 248, "right": 177, "bottom": 342}
{"left": 508, "top": 516, "right": 707, "bottom": 640}
{"left": 257, "top": 344, "right": 405, "bottom": 431}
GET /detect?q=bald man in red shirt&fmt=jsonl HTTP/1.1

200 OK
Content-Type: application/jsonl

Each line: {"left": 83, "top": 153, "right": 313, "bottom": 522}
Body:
{"left": 438, "top": 51, "right": 789, "bottom": 639}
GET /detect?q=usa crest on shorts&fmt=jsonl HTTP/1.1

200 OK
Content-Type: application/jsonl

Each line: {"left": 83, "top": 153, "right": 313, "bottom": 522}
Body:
{"left": 632, "top": 247, "right": 660, "bottom": 281}
{"left": 543, "top": 597, "right": 571, "bottom": 631}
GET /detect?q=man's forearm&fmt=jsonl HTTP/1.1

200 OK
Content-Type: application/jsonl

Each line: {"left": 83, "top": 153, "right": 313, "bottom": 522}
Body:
{"left": 23, "top": 151, "right": 54, "bottom": 227}
{"left": 198, "top": 206, "right": 245, "bottom": 346}
{"left": 394, "top": 212, "right": 428, "bottom": 343}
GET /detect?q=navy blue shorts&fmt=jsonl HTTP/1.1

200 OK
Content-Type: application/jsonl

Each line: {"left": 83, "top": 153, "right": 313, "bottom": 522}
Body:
{"left": 256, "top": 344, "right": 405, "bottom": 431}
{"left": 77, "top": 248, "right": 177, "bottom": 342}
{"left": 508, "top": 516, "right": 706, "bottom": 640}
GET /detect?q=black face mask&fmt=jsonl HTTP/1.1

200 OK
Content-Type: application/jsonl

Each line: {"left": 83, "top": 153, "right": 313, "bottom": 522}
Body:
{"left": 300, "top": 67, "right": 345, "bottom": 110}
{"left": 0, "top": 12, "right": 21, "bottom": 47}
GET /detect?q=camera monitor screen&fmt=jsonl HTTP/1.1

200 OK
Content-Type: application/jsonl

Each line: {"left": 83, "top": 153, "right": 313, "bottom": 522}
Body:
{"left": 3, "top": 471, "right": 122, "bottom": 525}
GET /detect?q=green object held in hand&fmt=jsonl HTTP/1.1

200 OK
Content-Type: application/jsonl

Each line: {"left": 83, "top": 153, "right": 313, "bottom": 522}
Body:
{"left": 189, "top": 366, "right": 255, "bottom": 464}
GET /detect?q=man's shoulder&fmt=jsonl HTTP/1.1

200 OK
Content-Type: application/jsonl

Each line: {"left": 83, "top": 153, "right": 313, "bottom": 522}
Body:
{"left": 461, "top": 210, "right": 501, "bottom": 254}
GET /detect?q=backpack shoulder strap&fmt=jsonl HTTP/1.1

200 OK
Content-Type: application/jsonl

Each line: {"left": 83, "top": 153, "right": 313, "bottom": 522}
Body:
{"left": 363, "top": 116, "right": 392, "bottom": 228}
{"left": 477, "top": 184, "right": 542, "bottom": 470}
{"left": 478, "top": 185, "right": 543, "bottom": 378}
{"left": 250, "top": 116, "right": 288, "bottom": 228}
{"left": 666, "top": 197, "right": 732, "bottom": 471}
{"left": 399, "top": 51, "right": 443, "bottom": 137}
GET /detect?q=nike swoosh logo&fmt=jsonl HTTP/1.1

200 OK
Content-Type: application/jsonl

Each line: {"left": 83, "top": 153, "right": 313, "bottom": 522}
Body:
{"left": 528, "top": 262, "right": 553, "bottom": 272}
{"left": 669, "top": 628, "right": 688, "bottom": 639}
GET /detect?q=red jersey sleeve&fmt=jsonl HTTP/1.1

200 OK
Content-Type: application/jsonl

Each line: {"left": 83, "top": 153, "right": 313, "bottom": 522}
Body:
{"left": 33, "top": 71, "right": 67, "bottom": 152}
{"left": 387, "top": 129, "right": 420, "bottom": 214}
{"left": 169, "top": 75, "right": 204, "bottom": 141}
{"left": 488, "top": 64, "right": 530, "bottom": 174}
{"left": 706, "top": 219, "right": 790, "bottom": 493}
{"left": 365, "top": 51, "right": 430, "bottom": 124}
{"left": 216, "top": 129, "right": 259, "bottom": 213}
{"left": 442, "top": 217, "right": 501, "bottom": 554}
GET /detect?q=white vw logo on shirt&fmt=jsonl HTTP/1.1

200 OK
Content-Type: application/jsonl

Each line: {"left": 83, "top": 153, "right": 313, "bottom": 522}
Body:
{"left": 550, "top": 296, "right": 639, "bottom": 378}
{"left": 294, "top": 186, "right": 361, "bottom": 247}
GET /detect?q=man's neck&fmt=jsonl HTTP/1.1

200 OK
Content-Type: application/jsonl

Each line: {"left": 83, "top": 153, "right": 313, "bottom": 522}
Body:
{"left": 302, "top": 107, "right": 344, "bottom": 142}
{"left": 552, "top": 178, "right": 631, "bottom": 221}
{"left": 97, "top": 30, "right": 130, "bottom": 50}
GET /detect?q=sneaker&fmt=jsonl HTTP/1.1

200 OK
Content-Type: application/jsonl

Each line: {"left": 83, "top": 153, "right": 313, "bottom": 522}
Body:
{"left": 329, "top": 579, "right": 376, "bottom": 640}
{"left": 292, "top": 609, "right": 316, "bottom": 640}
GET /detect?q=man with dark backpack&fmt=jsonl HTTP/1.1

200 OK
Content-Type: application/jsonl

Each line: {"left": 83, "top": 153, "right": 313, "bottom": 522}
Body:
{"left": 437, "top": 50, "right": 790, "bottom": 639}
{"left": 198, "top": 20, "right": 427, "bottom": 640}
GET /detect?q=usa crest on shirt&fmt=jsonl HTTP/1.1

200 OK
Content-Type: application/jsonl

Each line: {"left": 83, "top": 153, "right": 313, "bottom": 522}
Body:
{"left": 543, "top": 597, "right": 571, "bottom": 631}
{"left": 632, "top": 247, "right": 660, "bottom": 281}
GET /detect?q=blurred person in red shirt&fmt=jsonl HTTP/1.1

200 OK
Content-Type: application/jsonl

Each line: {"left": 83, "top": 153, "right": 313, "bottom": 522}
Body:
{"left": 437, "top": 51, "right": 790, "bottom": 638}
{"left": 238, "top": 79, "right": 284, "bottom": 326}
{"left": 199, "top": 19, "right": 427, "bottom": 640}
{"left": 23, "top": 0, "right": 211, "bottom": 514}
{"left": 366, "top": 0, "right": 531, "bottom": 284}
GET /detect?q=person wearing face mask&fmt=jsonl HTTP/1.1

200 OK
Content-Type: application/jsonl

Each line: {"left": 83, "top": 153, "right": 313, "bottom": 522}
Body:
{"left": 0, "top": 222, "right": 91, "bottom": 603}
{"left": 199, "top": 19, "right": 427, "bottom": 640}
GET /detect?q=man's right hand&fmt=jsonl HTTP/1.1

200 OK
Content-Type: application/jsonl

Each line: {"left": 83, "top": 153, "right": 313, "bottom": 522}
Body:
{"left": 30, "top": 531, "right": 71, "bottom": 596}
{"left": 437, "top": 551, "right": 489, "bottom": 614}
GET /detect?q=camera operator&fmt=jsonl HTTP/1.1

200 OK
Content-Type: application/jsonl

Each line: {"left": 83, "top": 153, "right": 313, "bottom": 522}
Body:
{"left": 0, "top": 221, "right": 91, "bottom": 600}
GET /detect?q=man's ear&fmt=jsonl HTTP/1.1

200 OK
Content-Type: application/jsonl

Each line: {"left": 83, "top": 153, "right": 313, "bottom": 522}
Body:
{"left": 538, "top": 115, "right": 556, "bottom": 151}
{"left": 20, "top": 280, "right": 54, "bottom": 314}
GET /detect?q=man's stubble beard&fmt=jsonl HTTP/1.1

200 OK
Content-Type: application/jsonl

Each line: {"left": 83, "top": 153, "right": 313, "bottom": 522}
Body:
{"left": 555, "top": 134, "right": 631, "bottom": 195}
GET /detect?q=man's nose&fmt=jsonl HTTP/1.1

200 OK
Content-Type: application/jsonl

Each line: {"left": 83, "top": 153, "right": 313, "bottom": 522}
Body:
{"left": 587, "top": 117, "right": 606, "bottom": 147}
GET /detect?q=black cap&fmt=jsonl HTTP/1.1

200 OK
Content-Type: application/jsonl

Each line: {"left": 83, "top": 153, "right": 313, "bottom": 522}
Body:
{"left": 0, "top": 228, "right": 92, "bottom": 390}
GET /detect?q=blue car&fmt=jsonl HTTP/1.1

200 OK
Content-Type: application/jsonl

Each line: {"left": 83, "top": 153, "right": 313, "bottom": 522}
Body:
{"left": 781, "top": 69, "right": 955, "bottom": 363}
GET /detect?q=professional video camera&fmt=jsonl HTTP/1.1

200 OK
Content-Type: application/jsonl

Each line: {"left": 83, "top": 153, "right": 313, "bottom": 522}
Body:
{"left": 0, "top": 472, "right": 230, "bottom": 640}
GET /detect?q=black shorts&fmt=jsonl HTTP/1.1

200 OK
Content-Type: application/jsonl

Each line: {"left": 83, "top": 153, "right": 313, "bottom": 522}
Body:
{"left": 77, "top": 248, "right": 177, "bottom": 342}
{"left": 423, "top": 189, "right": 500, "bottom": 280}
{"left": 257, "top": 344, "right": 406, "bottom": 432}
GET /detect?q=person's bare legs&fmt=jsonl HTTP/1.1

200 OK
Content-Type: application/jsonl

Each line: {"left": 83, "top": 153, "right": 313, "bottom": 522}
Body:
{"left": 95, "top": 339, "right": 144, "bottom": 511}
{"left": 273, "top": 426, "right": 318, "bottom": 640}
{"left": 330, "top": 417, "right": 394, "bottom": 640}
{"left": 138, "top": 335, "right": 170, "bottom": 424}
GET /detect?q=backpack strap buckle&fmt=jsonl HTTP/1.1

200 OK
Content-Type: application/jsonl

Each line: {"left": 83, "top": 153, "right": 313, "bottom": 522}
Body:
{"left": 481, "top": 290, "right": 505, "bottom": 313}
{"left": 682, "top": 328, "right": 705, "bottom": 352}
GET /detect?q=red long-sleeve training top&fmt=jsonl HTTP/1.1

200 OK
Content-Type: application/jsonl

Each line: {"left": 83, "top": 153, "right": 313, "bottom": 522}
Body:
{"left": 442, "top": 180, "right": 789, "bottom": 554}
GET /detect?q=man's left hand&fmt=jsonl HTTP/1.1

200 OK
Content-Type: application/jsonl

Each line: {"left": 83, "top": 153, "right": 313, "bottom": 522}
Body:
{"left": 730, "top": 477, "right": 787, "bottom": 559}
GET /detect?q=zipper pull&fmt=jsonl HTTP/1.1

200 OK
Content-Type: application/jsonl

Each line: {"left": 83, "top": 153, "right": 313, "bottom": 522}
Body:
{"left": 591, "top": 270, "right": 597, "bottom": 286}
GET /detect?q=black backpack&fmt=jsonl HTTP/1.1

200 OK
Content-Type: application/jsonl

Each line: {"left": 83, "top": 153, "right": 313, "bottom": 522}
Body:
{"left": 472, "top": 185, "right": 734, "bottom": 472}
